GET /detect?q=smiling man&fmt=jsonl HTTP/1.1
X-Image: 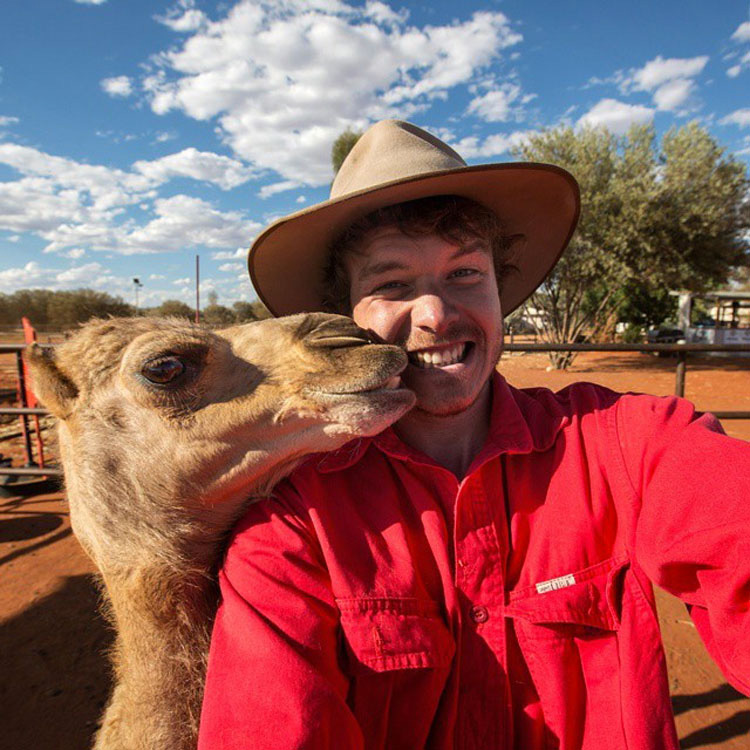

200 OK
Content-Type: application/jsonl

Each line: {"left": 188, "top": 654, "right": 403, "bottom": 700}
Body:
{"left": 198, "top": 121, "right": 750, "bottom": 749}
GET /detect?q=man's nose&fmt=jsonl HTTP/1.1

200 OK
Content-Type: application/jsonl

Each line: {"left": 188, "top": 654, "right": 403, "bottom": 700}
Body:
{"left": 410, "top": 293, "right": 458, "bottom": 333}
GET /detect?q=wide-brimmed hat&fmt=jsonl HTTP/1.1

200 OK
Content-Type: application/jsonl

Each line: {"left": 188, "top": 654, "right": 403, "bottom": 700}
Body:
{"left": 248, "top": 119, "right": 579, "bottom": 317}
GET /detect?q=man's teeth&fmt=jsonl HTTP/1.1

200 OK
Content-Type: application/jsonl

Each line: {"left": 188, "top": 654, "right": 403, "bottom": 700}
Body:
{"left": 410, "top": 344, "right": 466, "bottom": 368}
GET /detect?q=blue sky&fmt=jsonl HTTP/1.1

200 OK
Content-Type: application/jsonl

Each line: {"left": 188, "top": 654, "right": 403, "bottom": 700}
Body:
{"left": 1, "top": 0, "right": 749, "bottom": 309}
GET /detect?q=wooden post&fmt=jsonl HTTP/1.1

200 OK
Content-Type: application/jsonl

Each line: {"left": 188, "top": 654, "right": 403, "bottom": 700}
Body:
{"left": 195, "top": 254, "right": 200, "bottom": 324}
{"left": 675, "top": 351, "right": 686, "bottom": 398}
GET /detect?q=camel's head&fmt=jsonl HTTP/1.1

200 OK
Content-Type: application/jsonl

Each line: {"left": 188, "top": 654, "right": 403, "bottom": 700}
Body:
{"left": 26, "top": 314, "right": 415, "bottom": 534}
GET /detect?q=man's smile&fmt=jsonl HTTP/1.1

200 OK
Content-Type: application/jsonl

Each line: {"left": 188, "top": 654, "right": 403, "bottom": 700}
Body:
{"left": 407, "top": 342, "right": 472, "bottom": 369}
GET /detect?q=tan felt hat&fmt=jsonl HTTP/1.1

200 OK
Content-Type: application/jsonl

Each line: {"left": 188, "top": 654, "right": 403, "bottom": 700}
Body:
{"left": 248, "top": 119, "right": 580, "bottom": 317}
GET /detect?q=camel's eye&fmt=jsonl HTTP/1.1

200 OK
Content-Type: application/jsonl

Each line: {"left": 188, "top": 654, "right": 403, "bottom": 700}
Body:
{"left": 141, "top": 356, "right": 185, "bottom": 385}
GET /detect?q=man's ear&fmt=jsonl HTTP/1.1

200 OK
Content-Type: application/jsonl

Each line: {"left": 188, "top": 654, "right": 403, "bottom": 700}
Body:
{"left": 25, "top": 343, "right": 78, "bottom": 419}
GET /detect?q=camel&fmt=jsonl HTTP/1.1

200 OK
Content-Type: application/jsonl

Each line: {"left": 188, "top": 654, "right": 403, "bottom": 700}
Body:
{"left": 26, "top": 312, "right": 415, "bottom": 750}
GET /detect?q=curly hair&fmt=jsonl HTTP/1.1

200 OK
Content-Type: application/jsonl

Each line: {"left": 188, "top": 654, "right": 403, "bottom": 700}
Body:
{"left": 321, "top": 195, "right": 518, "bottom": 314}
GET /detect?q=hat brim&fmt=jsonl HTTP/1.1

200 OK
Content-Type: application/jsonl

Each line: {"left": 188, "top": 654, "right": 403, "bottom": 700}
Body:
{"left": 248, "top": 162, "right": 580, "bottom": 317}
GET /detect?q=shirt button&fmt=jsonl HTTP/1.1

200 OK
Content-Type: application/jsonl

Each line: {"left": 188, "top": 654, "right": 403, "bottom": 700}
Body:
{"left": 470, "top": 605, "right": 489, "bottom": 624}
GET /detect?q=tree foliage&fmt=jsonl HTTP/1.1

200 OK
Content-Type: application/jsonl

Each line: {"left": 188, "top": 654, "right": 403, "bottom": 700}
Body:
{"left": 201, "top": 304, "right": 235, "bottom": 327}
{"left": 152, "top": 299, "right": 195, "bottom": 319}
{"left": 332, "top": 129, "right": 362, "bottom": 175}
{"left": 232, "top": 300, "right": 272, "bottom": 321}
{"left": 515, "top": 123, "right": 750, "bottom": 367}
{"left": 0, "top": 288, "right": 133, "bottom": 328}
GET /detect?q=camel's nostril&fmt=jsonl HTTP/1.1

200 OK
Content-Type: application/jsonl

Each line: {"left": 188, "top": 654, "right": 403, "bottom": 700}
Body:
{"left": 306, "top": 318, "right": 371, "bottom": 348}
{"left": 306, "top": 333, "right": 370, "bottom": 349}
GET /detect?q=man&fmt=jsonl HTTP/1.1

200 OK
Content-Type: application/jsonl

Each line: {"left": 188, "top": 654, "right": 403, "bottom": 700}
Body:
{"left": 198, "top": 121, "right": 750, "bottom": 749}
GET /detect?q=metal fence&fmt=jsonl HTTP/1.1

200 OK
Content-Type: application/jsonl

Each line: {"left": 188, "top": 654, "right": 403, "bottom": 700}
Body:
{"left": 1, "top": 341, "right": 749, "bottom": 479}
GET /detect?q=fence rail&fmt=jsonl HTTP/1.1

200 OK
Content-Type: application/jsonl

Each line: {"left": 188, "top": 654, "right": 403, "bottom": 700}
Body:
{"left": 1, "top": 341, "right": 749, "bottom": 479}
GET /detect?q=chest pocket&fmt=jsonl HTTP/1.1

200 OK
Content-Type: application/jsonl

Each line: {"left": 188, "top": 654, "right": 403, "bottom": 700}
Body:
{"left": 505, "top": 556, "right": 630, "bottom": 750}
{"left": 336, "top": 596, "right": 455, "bottom": 673}
{"left": 336, "top": 597, "right": 456, "bottom": 749}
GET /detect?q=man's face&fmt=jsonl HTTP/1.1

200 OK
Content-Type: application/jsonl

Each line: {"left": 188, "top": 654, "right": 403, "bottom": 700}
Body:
{"left": 346, "top": 226, "right": 504, "bottom": 417}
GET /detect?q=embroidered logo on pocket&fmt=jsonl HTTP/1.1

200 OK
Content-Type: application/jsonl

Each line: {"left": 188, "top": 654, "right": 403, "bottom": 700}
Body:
{"left": 535, "top": 574, "right": 576, "bottom": 594}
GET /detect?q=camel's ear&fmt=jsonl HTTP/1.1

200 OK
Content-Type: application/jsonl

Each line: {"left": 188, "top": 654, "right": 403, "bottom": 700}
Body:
{"left": 25, "top": 343, "right": 78, "bottom": 419}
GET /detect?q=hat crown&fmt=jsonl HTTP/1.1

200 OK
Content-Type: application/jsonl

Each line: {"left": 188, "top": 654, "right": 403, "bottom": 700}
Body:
{"left": 331, "top": 120, "right": 467, "bottom": 199}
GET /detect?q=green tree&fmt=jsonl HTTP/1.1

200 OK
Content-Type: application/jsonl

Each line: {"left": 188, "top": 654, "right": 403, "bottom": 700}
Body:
{"left": 202, "top": 304, "right": 235, "bottom": 328}
{"left": 332, "top": 129, "right": 362, "bottom": 175}
{"left": 515, "top": 123, "right": 749, "bottom": 368}
{"left": 250, "top": 300, "right": 272, "bottom": 320}
{"left": 232, "top": 301, "right": 261, "bottom": 322}
{"left": 46, "top": 289, "right": 133, "bottom": 328}
{"left": 154, "top": 299, "right": 194, "bottom": 319}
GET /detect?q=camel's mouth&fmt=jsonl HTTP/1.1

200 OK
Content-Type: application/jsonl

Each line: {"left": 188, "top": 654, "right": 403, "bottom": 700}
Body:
{"left": 316, "top": 358, "right": 410, "bottom": 397}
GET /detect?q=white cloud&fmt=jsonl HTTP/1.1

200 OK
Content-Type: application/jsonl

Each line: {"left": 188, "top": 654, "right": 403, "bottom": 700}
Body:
{"left": 134, "top": 147, "right": 256, "bottom": 189}
{"left": 56, "top": 262, "right": 108, "bottom": 284}
{"left": 211, "top": 248, "right": 246, "bottom": 260}
{"left": 364, "top": 1, "right": 407, "bottom": 26}
{"left": 731, "top": 21, "right": 750, "bottom": 43}
{"left": 0, "top": 143, "right": 263, "bottom": 256}
{"left": 258, "top": 180, "right": 301, "bottom": 199}
{"left": 621, "top": 55, "right": 708, "bottom": 112}
{"left": 296, "top": 195, "right": 307, "bottom": 203}
{"left": 627, "top": 55, "right": 708, "bottom": 91}
{"left": 173, "top": 277, "right": 191, "bottom": 285}
{"left": 154, "top": 131, "right": 177, "bottom": 143}
{"left": 149, "top": 274, "right": 166, "bottom": 280}
{"left": 142, "top": 1, "right": 522, "bottom": 185}
{"left": 449, "top": 130, "right": 532, "bottom": 159}
{"left": 74, "top": 0, "right": 108, "bottom": 4}
{"left": 219, "top": 262, "right": 243, "bottom": 272}
{"left": 106, "top": 195, "right": 262, "bottom": 255}
{"left": 0, "top": 116, "right": 19, "bottom": 127}
{"left": 651, "top": 78, "right": 695, "bottom": 111}
{"left": 577, "top": 99, "right": 654, "bottom": 134}
{"left": 156, "top": 0, "right": 208, "bottom": 32}
{"left": 0, "top": 143, "right": 154, "bottom": 212}
{"left": 63, "top": 248, "right": 86, "bottom": 259}
{"left": 0, "top": 260, "right": 115, "bottom": 293}
{"left": 720, "top": 109, "right": 750, "bottom": 128}
{"left": 467, "top": 83, "right": 521, "bottom": 122}
{"left": 726, "top": 50, "right": 750, "bottom": 78}
{"left": 101, "top": 76, "right": 134, "bottom": 97}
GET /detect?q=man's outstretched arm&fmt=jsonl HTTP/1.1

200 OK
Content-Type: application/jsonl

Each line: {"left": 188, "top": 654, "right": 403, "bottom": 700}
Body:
{"left": 617, "top": 395, "right": 750, "bottom": 696}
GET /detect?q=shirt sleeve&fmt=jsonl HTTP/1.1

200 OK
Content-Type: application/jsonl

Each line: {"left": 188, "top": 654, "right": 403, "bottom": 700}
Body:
{"left": 615, "top": 394, "right": 750, "bottom": 695}
{"left": 198, "top": 482, "right": 364, "bottom": 749}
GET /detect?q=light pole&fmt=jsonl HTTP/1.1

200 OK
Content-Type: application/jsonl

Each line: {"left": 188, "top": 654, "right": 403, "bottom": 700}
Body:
{"left": 133, "top": 277, "right": 143, "bottom": 314}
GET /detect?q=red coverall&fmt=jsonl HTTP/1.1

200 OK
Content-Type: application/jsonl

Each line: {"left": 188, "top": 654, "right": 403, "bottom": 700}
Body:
{"left": 199, "top": 374, "right": 750, "bottom": 749}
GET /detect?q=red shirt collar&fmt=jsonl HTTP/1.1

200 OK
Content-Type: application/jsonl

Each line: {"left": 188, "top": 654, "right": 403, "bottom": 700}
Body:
{"left": 315, "top": 372, "right": 568, "bottom": 474}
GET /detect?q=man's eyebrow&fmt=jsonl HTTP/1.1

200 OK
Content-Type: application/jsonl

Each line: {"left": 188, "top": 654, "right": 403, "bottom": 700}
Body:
{"left": 450, "top": 239, "right": 488, "bottom": 259}
{"left": 357, "top": 259, "right": 409, "bottom": 282}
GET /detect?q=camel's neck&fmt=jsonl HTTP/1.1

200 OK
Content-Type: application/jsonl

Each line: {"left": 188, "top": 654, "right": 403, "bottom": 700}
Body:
{"left": 97, "top": 564, "right": 217, "bottom": 749}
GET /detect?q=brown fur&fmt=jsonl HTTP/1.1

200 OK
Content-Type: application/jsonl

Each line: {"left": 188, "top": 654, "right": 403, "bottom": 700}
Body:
{"left": 26, "top": 313, "right": 415, "bottom": 750}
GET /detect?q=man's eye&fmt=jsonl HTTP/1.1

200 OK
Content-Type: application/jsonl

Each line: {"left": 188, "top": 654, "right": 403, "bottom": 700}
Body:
{"left": 451, "top": 268, "right": 479, "bottom": 279}
{"left": 372, "top": 281, "right": 406, "bottom": 293}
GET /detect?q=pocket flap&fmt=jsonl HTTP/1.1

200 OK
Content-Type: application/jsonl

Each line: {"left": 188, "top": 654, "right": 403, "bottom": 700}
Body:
{"left": 336, "top": 597, "right": 455, "bottom": 673}
{"left": 505, "top": 556, "right": 628, "bottom": 632}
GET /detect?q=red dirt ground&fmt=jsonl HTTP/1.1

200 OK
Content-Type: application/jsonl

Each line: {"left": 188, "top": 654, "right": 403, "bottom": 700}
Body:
{"left": 1, "top": 348, "right": 748, "bottom": 749}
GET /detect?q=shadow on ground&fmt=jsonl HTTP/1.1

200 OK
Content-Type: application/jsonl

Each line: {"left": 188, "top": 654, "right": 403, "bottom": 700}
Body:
{"left": 0, "top": 574, "right": 113, "bottom": 750}
{"left": 679, "top": 711, "right": 750, "bottom": 748}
